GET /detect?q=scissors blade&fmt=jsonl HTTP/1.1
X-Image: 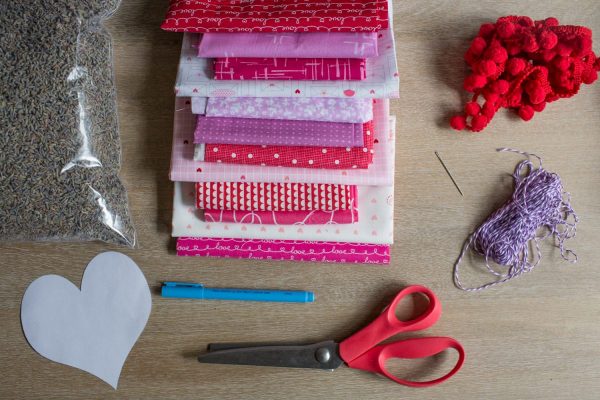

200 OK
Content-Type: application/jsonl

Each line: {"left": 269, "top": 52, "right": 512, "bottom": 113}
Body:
{"left": 207, "top": 342, "right": 306, "bottom": 352}
{"left": 198, "top": 340, "right": 344, "bottom": 370}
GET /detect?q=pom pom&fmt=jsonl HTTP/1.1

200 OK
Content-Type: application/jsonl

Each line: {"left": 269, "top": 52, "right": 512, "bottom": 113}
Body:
{"left": 517, "top": 16, "right": 534, "bottom": 27}
{"left": 544, "top": 17, "right": 559, "bottom": 27}
{"left": 575, "top": 35, "right": 593, "bottom": 56}
{"left": 492, "top": 79, "right": 510, "bottom": 94}
{"left": 539, "top": 31, "right": 558, "bottom": 50}
{"left": 464, "top": 50, "right": 477, "bottom": 65}
{"left": 470, "top": 37, "right": 487, "bottom": 55}
{"left": 507, "top": 57, "right": 527, "bottom": 75}
{"left": 481, "top": 102, "right": 496, "bottom": 118}
{"left": 518, "top": 105, "right": 535, "bottom": 121}
{"left": 527, "top": 85, "right": 546, "bottom": 104}
{"left": 540, "top": 49, "right": 556, "bottom": 62}
{"left": 507, "top": 42, "right": 522, "bottom": 56}
{"left": 450, "top": 115, "right": 467, "bottom": 130}
{"left": 522, "top": 33, "right": 539, "bottom": 53}
{"left": 464, "top": 74, "right": 487, "bottom": 91}
{"left": 497, "top": 21, "right": 516, "bottom": 39}
{"left": 483, "top": 90, "right": 499, "bottom": 103}
{"left": 476, "top": 59, "right": 498, "bottom": 76}
{"left": 556, "top": 42, "right": 573, "bottom": 57}
{"left": 470, "top": 114, "right": 489, "bottom": 132}
{"left": 506, "top": 87, "right": 523, "bottom": 107}
{"left": 555, "top": 56, "right": 571, "bottom": 71}
{"left": 532, "top": 102, "right": 546, "bottom": 112}
{"left": 479, "top": 23, "right": 496, "bottom": 38}
{"left": 489, "top": 46, "right": 509, "bottom": 63}
{"left": 582, "top": 68, "right": 598, "bottom": 84}
{"left": 464, "top": 102, "right": 481, "bottom": 116}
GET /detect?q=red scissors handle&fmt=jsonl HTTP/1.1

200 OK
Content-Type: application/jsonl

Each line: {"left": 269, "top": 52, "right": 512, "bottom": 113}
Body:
{"left": 346, "top": 337, "right": 465, "bottom": 387}
{"left": 339, "top": 285, "right": 442, "bottom": 363}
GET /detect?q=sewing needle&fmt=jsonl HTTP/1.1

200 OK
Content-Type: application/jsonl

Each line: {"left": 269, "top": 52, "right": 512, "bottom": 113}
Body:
{"left": 434, "top": 151, "right": 464, "bottom": 197}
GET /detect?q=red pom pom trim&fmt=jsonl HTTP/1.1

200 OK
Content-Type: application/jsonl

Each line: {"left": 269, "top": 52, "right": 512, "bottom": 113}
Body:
{"left": 450, "top": 15, "right": 600, "bottom": 132}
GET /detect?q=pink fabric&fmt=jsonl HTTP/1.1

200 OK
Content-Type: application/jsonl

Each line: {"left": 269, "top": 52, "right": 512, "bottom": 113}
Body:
{"left": 198, "top": 32, "right": 379, "bottom": 58}
{"left": 176, "top": 237, "right": 391, "bottom": 264}
{"left": 213, "top": 58, "right": 367, "bottom": 81}
{"left": 194, "top": 116, "right": 364, "bottom": 147}
{"left": 204, "top": 208, "right": 358, "bottom": 225}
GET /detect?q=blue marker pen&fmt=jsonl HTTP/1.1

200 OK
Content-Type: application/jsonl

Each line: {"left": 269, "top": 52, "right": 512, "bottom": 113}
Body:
{"left": 161, "top": 282, "right": 315, "bottom": 303}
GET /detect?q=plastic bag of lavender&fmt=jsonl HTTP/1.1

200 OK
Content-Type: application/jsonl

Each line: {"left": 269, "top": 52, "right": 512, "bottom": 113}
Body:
{"left": 0, "top": 0, "right": 136, "bottom": 246}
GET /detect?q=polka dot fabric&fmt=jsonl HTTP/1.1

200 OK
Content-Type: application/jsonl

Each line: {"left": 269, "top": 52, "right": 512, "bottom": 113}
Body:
{"left": 204, "top": 121, "right": 375, "bottom": 169}
{"left": 194, "top": 116, "right": 364, "bottom": 148}
{"left": 195, "top": 182, "right": 357, "bottom": 211}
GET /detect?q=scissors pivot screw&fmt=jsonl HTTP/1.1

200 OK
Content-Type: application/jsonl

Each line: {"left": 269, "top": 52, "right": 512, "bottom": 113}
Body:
{"left": 315, "top": 347, "right": 331, "bottom": 364}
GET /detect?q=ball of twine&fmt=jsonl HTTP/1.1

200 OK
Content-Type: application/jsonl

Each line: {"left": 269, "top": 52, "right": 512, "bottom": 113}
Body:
{"left": 454, "top": 149, "right": 578, "bottom": 291}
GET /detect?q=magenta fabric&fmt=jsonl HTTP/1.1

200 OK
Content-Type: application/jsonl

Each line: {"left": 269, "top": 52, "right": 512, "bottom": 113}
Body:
{"left": 198, "top": 32, "right": 379, "bottom": 58}
{"left": 204, "top": 208, "right": 358, "bottom": 225}
{"left": 176, "top": 237, "right": 391, "bottom": 264}
{"left": 213, "top": 58, "right": 367, "bottom": 81}
{"left": 194, "top": 116, "right": 364, "bottom": 147}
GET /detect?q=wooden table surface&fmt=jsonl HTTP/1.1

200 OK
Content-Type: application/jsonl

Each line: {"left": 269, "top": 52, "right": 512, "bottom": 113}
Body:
{"left": 2, "top": 1, "right": 600, "bottom": 398}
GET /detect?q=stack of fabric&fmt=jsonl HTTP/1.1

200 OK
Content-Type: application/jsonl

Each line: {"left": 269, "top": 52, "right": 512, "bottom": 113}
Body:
{"left": 162, "top": 0, "right": 399, "bottom": 264}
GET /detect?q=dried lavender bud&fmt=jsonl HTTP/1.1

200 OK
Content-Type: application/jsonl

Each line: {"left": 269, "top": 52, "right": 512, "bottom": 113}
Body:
{"left": 0, "top": 0, "right": 135, "bottom": 246}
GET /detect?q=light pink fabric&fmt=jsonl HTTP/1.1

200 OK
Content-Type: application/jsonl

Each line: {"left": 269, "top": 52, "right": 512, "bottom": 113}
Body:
{"left": 198, "top": 32, "right": 379, "bottom": 58}
{"left": 204, "top": 208, "right": 358, "bottom": 225}
{"left": 203, "top": 97, "right": 373, "bottom": 123}
{"left": 176, "top": 237, "right": 391, "bottom": 264}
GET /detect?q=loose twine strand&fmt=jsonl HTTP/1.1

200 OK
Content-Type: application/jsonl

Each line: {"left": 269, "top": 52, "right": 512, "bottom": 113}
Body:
{"left": 454, "top": 148, "right": 578, "bottom": 291}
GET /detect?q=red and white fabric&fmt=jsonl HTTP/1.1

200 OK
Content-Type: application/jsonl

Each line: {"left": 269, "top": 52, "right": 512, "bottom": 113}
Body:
{"left": 195, "top": 182, "right": 357, "bottom": 211}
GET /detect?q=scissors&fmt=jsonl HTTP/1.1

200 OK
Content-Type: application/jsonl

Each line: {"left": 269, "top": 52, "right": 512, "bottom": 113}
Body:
{"left": 198, "top": 285, "right": 465, "bottom": 387}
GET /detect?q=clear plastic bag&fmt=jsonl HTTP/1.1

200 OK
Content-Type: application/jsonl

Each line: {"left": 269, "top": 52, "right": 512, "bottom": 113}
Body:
{"left": 0, "top": 0, "right": 135, "bottom": 246}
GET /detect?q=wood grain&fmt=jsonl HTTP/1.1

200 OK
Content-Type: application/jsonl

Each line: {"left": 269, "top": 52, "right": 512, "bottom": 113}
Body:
{"left": 2, "top": 1, "right": 600, "bottom": 398}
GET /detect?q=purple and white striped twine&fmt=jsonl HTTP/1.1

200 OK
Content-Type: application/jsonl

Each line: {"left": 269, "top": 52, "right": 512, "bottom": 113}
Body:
{"left": 454, "top": 148, "right": 578, "bottom": 291}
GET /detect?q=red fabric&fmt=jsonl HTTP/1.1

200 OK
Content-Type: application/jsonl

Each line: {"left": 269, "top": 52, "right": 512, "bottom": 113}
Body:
{"left": 196, "top": 182, "right": 356, "bottom": 211}
{"left": 204, "top": 121, "right": 374, "bottom": 169}
{"left": 161, "top": 0, "right": 389, "bottom": 33}
{"left": 451, "top": 16, "right": 600, "bottom": 132}
{"left": 213, "top": 58, "right": 367, "bottom": 81}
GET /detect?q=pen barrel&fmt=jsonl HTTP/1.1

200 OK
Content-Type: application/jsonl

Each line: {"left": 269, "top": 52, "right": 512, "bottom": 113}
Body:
{"left": 203, "top": 288, "right": 314, "bottom": 303}
{"left": 162, "top": 285, "right": 206, "bottom": 299}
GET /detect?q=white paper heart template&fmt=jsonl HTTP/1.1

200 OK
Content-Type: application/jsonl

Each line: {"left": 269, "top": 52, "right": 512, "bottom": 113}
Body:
{"left": 21, "top": 252, "right": 152, "bottom": 389}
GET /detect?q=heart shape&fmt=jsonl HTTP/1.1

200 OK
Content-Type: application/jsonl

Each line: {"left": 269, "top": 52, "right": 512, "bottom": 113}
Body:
{"left": 21, "top": 252, "right": 151, "bottom": 389}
